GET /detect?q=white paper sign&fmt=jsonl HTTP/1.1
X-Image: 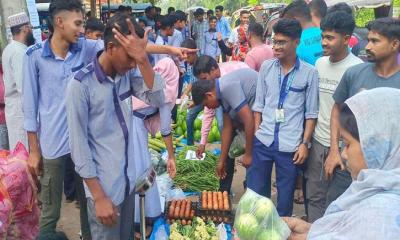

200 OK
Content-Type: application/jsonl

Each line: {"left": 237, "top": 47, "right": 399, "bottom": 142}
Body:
{"left": 185, "top": 150, "right": 205, "bottom": 161}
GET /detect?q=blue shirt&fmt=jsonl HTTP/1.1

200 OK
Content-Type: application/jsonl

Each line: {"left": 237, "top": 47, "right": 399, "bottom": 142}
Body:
{"left": 201, "top": 30, "right": 221, "bottom": 59}
{"left": 216, "top": 16, "right": 231, "bottom": 40}
{"left": 66, "top": 55, "right": 164, "bottom": 205}
{"left": 217, "top": 68, "right": 258, "bottom": 123}
{"left": 23, "top": 37, "right": 103, "bottom": 159}
{"left": 296, "top": 27, "right": 323, "bottom": 66}
{"left": 253, "top": 58, "right": 319, "bottom": 152}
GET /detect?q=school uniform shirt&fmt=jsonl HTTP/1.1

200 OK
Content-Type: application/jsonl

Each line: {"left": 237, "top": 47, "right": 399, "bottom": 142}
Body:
{"left": 216, "top": 68, "right": 258, "bottom": 123}
{"left": 153, "top": 34, "right": 169, "bottom": 64}
{"left": 23, "top": 37, "right": 103, "bottom": 159}
{"left": 201, "top": 30, "right": 221, "bottom": 59}
{"left": 66, "top": 54, "right": 164, "bottom": 205}
{"left": 192, "top": 20, "right": 209, "bottom": 52}
{"left": 253, "top": 58, "right": 319, "bottom": 152}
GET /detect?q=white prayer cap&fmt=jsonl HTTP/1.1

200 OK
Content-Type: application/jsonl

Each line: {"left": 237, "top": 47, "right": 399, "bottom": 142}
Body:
{"left": 7, "top": 12, "right": 30, "bottom": 28}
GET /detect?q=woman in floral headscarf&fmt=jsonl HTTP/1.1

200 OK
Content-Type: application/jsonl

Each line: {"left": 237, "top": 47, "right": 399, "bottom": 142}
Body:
{"left": 217, "top": 25, "right": 249, "bottom": 62}
{"left": 283, "top": 88, "right": 400, "bottom": 240}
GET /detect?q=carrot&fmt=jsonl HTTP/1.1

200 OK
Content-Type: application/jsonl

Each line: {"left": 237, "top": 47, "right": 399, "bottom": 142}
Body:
{"left": 185, "top": 200, "right": 191, "bottom": 218}
{"left": 190, "top": 209, "right": 195, "bottom": 218}
{"left": 202, "top": 191, "right": 207, "bottom": 209}
{"left": 169, "top": 200, "right": 176, "bottom": 218}
{"left": 174, "top": 200, "right": 181, "bottom": 218}
{"left": 207, "top": 191, "right": 212, "bottom": 210}
{"left": 217, "top": 192, "right": 223, "bottom": 210}
{"left": 223, "top": 192, "right": 229, "bottom": 210}
{"left": 180, "top": 200, "right": 187, "bottom": 218}
{"left": 213, "top": 192, "right": 218, "bottom": 210}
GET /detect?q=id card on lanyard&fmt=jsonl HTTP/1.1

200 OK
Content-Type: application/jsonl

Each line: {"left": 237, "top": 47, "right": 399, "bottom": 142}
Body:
{"left": 276, "top": 67, "right": 296, "bottom": 123}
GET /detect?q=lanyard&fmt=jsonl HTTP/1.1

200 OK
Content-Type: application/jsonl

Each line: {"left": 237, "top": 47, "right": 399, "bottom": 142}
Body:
{"left": 278, "top": 67, "right": 296, "bottom": 109}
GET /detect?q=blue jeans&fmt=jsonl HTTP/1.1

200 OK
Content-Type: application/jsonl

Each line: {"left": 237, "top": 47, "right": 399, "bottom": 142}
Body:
{"left": 186, "top": 105, "right": 203, "bottom": 146}
{"left": 247, "top": 137, "right": 299, "bottom": 216}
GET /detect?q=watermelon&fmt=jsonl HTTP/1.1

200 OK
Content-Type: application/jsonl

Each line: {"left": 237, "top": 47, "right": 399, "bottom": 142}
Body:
{"left": 182, "top": 122, "right": 187, "bottom": 132}
{"left": 194, "top": 119, "right": 202, "bottom": 130}
{"left": 208, "top": 132, "right": 215, "bottom": 143}
{"left": 175, "top": 126, "right": 183, "bottom": 136}
{"left": 194, "top": 130, "right": 201, "bottom": 141}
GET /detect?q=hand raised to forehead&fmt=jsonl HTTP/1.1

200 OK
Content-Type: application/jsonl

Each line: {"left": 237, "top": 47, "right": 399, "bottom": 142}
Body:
{"left": 112, "top": 18, "right": 149, "bottom": 60}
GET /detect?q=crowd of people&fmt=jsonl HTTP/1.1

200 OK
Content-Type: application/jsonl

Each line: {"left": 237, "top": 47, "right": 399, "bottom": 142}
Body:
{"left": 0, "top": 0, "right": 400, "bottom": 239}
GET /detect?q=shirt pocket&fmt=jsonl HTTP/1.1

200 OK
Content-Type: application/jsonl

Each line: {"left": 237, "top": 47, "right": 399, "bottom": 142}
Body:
{"left": 285, "top": 83, "right": 307, "bottom": 109}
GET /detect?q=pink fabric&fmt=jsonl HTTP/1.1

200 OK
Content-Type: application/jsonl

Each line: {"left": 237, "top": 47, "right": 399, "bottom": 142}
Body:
{"left": 245, "top": 44, "right": 274, "bottom": 72}
{"left": 0, "top": 65, "right": 5, "bottom": 124}
{"left": 132, "top": 57, "right": 179, "bottom": 135}
{"left": 200, "top": 62, "right": 249, "bottom": 145}
{"left": 0, "top": 142, "right": 39, "bottom": 240}
{"left": 132, "top": 57, "right": 179, "bottom": 110}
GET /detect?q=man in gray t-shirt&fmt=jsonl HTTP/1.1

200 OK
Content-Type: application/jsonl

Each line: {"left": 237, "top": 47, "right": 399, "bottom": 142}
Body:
{"left": 325, "top": 17, "right": 400, "bottom": 207}
{"left": 191, "top": 68, "right": 258, "bottom": 184}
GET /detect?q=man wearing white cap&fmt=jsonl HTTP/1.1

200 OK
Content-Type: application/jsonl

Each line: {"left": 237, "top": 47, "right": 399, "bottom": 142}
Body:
{"left": 1, "top": 12, "right": 34, "bottom": 150}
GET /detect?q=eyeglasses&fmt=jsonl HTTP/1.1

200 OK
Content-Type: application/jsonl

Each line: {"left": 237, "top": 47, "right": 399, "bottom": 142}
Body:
{"left": 272, "top": 40, "right": 288, "bottom": 47}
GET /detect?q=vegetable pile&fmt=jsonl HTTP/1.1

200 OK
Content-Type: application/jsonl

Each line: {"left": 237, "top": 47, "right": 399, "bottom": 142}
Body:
{"left": 201, "top": 191, "right": 230, "bottom": 211}
{"left": 148, "top": 132, "right": 184, "bottom": 153}
{"left": 173, "top": 146, "right": 220, "bottom": 192}
{"left": 176, "top": 109, "right": 221, "bottom": 143}
{"left": 167, "top": 199, "right": 195, "bottom": 224}
{"left": 234, "top": 189, "right": 291, "bottom": 240}
{"left": 169, "top": 217, "right": 218, "bottom": 240}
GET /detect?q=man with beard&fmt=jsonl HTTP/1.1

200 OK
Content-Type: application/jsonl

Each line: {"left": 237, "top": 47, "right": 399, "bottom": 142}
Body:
{"left": 2, "top": 12, "right": 35, "bottom": 150}
{"left": 325, "top": 17, "right": 400, "bottom": 213}
{"left": 305, "top": 11, "right": 363, "bottom": 223}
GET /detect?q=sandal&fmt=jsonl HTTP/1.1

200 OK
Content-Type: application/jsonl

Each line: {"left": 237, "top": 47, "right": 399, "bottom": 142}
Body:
{"left": 294, "top": 189, "right": 304, "bottom": 204}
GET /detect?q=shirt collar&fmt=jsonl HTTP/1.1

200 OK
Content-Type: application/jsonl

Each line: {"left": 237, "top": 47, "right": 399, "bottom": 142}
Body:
{"left": 93, "top": 51, "right": 107, "bottom": 83}
{"left": 42, "top": 36, "right": 83, "bottom": 58}
{"left": 275, "top": 57, "right": 301, "bottom": 71}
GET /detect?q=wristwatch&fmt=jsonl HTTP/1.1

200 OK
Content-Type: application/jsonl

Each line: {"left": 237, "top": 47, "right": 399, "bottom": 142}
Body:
{"left": 301, "top": 140, "right": 312, "bottom": 149}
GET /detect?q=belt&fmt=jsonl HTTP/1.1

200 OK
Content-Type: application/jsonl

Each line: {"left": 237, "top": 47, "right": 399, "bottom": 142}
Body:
{"left": 132, "top": 109, "right": 159, "bottom": 120}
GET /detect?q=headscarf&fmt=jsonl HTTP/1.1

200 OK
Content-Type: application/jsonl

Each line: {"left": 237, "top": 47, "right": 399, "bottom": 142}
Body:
{"left": 308, "top": 88, "right": 400, "bottom": 240}
{"left": 231, "top": 26, "right": 249, "bottom": 62}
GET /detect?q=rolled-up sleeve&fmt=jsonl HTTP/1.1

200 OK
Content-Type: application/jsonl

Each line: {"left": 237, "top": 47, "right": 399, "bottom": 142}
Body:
{"left": 200, "top": 107, "right": 215, "bottom": 145}
{"left": 252, "top": 64, "right": 267, "bottom": 113}
{"left": 159, "top": 102, "right": 174, "bottom": 136}
{"left": 22, "top": 53, "right": 39, "bottom": 132}
{"left": 305, "top": 69, "right": 319, "bottom": 119}
{"left": 131, "top": 72, "right": 165, "bottom": 107}
{"left": 66, "top": 80, "right": 97, "bottom": 178}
